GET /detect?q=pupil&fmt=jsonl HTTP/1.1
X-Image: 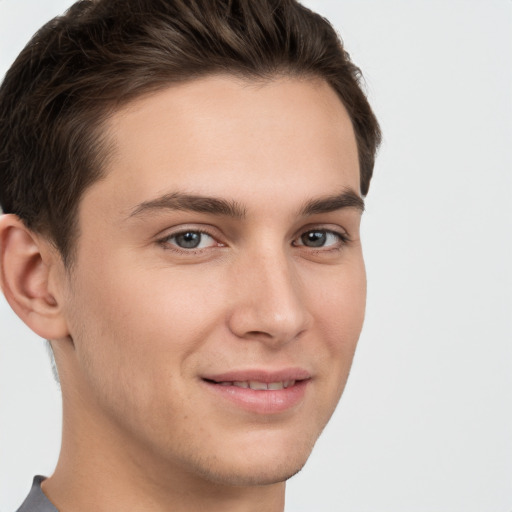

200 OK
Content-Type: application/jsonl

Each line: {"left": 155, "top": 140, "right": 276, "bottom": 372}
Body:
{"left": 176, "top": 232, "right": 201, "bottom": 248}
{"left": 302, "top": 231, "right": 326, "bottom": 247}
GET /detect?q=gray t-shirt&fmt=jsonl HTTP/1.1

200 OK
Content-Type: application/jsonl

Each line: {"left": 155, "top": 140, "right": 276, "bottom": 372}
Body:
{"left": 16, "top": 476, "right": 58, "bottom": 512}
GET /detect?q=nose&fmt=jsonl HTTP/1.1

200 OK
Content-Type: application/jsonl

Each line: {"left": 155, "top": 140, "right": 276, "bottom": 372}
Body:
{"left": 227, "top": 250, "right": 312, "bottom": 347}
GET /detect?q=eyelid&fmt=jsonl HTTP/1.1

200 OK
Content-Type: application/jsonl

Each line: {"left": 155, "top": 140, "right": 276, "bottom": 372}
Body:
{"left": 155, "top": 223, "right": 350, "bottom": 254}
{"left": 292, "top": 226, "right": 351, "bottom": 250}
{"left": 156, "top": 223, "right": 221, "bottom": 239}
{"left": 157, "top": 225, "right": 225, "bottom": 252}
{"left": 294, "top": 224, "right": 350, "bottom": 239}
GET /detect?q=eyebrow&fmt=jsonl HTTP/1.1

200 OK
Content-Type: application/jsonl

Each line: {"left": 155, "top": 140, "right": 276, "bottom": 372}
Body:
{"left": 299, "top": 189, "right": 365, "bottom": 215}
{"left": 128, "top": 188, "right": 364, "bottom": 220}
{"left": 129, "top": 192, "right": 247, "bottom": 219}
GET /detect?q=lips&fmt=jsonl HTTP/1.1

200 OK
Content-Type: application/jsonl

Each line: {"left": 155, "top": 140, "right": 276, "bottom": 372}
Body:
{"left": 203, "top": 368, "right": 311, "bottom": 384}
{"left": 201, "top": 368, "right": 311, "bottom": 414}
{"left": 216, "top": 380, "right": 296, "bottom": 390}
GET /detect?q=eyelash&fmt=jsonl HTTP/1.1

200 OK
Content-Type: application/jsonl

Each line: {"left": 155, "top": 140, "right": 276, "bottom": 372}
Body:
{"left": 158, "top": 228, "right": 221, "bottom": 254}
{"left": 157, "top": 227, "right": 350, "bottom": 255}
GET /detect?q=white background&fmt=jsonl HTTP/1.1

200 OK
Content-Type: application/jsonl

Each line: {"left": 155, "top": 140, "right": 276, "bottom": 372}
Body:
{"left": 1, "top": 1, "right": 511, "bottom": 511}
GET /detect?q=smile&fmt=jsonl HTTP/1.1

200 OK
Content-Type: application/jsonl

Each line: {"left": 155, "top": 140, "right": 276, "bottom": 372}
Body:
{"left": 201, "top": 369, "right": 311, "bottom": 414}
{"left": 216, "top": 380, "right": 296, "bottom": 390}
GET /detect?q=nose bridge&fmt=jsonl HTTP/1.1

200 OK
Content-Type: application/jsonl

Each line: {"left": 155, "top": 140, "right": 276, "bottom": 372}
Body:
{"left": 228, "top": 244, "right": 311, "bottom": 344}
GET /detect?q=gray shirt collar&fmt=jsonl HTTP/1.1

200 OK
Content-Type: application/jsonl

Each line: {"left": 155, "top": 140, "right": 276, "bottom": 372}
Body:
{"left": 16, "top": 476, "right": 58, "bottom": 512}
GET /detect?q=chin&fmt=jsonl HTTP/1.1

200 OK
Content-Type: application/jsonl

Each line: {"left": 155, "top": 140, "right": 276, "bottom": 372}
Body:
{"left": 195, "top": 455, "right": 309, "bottom": 487}
{"left": 184, "top": 432, "right": 317, "bottom": 488}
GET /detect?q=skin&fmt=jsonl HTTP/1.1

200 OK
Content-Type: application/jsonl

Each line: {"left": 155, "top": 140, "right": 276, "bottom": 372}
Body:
{"left": 0, "top": 75, "right": 365, "bottom": 512}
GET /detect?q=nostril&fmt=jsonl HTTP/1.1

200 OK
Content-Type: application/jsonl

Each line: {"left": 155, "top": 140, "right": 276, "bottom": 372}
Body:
{"left": 245, "top": 330, "right": 273, "bottom": 339}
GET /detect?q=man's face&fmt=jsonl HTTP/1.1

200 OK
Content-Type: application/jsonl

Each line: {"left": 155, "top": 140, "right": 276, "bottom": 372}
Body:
{"left": 56, "top": 76, "right": 365, "bottom": 486}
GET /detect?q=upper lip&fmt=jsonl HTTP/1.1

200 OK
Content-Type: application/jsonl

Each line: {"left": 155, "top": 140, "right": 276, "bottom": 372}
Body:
{"left": 202, "top": 368, "right": 312, "bottom": 383}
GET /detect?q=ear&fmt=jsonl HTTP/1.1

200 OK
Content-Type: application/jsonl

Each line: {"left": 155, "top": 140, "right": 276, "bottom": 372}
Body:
{"left": 0, "top": 214, "right": 69, "bottom": 340}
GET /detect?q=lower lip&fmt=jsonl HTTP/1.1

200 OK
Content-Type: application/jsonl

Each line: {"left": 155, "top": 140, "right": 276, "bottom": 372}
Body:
{"left": 202, "top": 379, "right": 310, "bottom": 415}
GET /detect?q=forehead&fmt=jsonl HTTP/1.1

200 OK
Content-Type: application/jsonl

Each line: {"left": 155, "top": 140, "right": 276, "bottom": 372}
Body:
{"left": 83, "top": 75, "right": 360, "bottom": 221}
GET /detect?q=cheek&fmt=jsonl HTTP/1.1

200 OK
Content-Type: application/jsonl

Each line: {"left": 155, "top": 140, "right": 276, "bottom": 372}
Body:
{"left": 63, "top": 264, "right": 221, "bottom": 438}
{"left": 315, "top": 256, "right": 367, "bottom": 346}
{"left": 309, "top": 257, "right": 366, "bottom": 401}
{"left": 66, "top": 258, "right": 225, "bottom": 386}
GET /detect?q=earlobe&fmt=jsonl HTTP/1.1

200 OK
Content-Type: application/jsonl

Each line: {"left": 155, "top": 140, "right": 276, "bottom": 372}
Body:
{"left": 0, "top": 214, "right": 69, "bottom": 340}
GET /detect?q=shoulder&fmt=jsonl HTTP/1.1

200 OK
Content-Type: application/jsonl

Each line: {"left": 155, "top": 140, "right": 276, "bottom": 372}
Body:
{"left": 15, "top": 476, "right": 58, "bottom": 512}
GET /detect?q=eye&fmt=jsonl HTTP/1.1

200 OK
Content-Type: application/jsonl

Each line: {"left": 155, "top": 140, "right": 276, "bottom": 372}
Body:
{"left": 294, "top": 229, "right": 347, "bottom": 249}
{"left": 162, "top": 230, "right": 219, "bottom": 250}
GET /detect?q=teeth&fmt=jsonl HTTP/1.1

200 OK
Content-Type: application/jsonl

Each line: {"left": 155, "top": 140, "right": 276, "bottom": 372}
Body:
{"left": 249, "top": 381, "right": 268, "bottom": 390}
{"left": 221, "top": 380, "right": 296, "bottom": 390}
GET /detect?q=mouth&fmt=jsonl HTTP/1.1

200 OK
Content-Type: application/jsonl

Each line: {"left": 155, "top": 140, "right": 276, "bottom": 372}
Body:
{"left": 201, "top": 369, "right": 311, "bottom": 414}
{"left": 205, "top": 379, "right": 297, "bottom": 390}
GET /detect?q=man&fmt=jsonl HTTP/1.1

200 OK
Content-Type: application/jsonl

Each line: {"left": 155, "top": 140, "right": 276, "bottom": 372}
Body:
{"left": 0, "top": 0, "right": 380, "bottom": 510}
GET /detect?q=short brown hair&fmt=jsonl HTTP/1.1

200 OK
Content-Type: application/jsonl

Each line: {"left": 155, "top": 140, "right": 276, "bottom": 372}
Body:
{"left": 0, "top": 0, "right": 381, "bottom": 264}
